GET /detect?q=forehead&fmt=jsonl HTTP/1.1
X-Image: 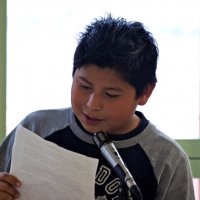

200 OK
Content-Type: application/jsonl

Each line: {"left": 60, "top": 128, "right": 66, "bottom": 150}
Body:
{"left": 75, "top": 64, "right": 125, "bottom": 83}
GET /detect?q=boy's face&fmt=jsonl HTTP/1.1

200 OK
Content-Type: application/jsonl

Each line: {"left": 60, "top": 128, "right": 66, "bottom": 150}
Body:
{"left": 71, "top": 64, "right": 143, "bottom": 135}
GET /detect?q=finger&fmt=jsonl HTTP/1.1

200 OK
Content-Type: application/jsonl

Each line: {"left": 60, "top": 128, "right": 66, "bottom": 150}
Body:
{"left": 0, "top": 173, "right": 21, "bottom": 188}
{"left": 0, "top": 181, "right": 20, "bottom": 199}
{"left": 0, "top": 191, "right": 13, "bottom": 200}
{"left": 0, "top": 190, "right": 20, "bottom": 200}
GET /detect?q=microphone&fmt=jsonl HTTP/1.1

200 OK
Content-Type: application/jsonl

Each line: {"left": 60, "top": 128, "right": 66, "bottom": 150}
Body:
{"left": 93, "top": 132, "right": 143, "bottom": 200}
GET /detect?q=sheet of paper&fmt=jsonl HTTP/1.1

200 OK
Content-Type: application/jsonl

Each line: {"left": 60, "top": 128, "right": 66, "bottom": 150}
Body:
{"left": 10, "top": 124, "right": 98, "bottom": 200}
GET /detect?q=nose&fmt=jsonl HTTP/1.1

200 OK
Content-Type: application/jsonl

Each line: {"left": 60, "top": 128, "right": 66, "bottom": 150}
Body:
{"left": 86, "top": 93, "right": 103, "bottom": 111}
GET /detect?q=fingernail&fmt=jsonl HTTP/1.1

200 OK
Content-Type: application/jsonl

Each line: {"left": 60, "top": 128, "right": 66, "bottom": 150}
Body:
{"left": 16, "top": 181, "right": 22, "bottom": 187}
{"left": 16, "top": 193, "right": 20, "bottom": 198}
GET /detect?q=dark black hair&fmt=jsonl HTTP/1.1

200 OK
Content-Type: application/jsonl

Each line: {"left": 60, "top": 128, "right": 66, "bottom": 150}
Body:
{"left": 73, "top": 14, "right": 159, "bottom": 97}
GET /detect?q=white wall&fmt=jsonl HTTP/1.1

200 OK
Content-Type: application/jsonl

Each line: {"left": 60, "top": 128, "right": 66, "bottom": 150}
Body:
{"left": 7, "top": 0, "right": 200, "bottom": 139}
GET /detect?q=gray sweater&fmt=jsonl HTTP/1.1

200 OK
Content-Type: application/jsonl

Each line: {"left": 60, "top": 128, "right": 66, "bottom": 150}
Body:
{"left": 0, "top": 108, "right": 195, "bottom": 199}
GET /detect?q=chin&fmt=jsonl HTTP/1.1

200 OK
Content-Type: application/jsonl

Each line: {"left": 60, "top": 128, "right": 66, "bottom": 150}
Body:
{"left": 83, "top": 125, "right": 103, "bottom": 134}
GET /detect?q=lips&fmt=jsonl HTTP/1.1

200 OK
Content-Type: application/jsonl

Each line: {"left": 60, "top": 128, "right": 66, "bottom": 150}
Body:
{"left": 84, "top": 113, "right": 103, "bottom": 125}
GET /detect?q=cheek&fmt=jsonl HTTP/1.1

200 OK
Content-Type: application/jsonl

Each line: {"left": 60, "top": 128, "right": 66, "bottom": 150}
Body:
{"left": 71, "top": 83, "right": 87, "bottom": 112}
{"left": 71, "top": 83, "right": 81, "bottom": 108}
{"left": 108, "top": 101, "right": 133, "bottom": 116}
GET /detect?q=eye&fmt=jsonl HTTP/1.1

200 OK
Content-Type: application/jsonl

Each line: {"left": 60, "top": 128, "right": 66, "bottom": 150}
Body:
{"left": 105, "top": 92, "right": 120, "bottom": 98}
{"left": 80, "top": 84, "right": 92, "bottom": 90}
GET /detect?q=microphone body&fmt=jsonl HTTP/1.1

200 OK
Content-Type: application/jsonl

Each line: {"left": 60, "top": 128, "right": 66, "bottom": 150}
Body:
{"left": 93, "top": 132, "right": 143, "bottom": 200}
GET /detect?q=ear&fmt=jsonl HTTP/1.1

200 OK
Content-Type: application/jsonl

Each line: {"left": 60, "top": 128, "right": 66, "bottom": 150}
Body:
{"left": 138, "top": 84, "right": 156, "bottom": 106}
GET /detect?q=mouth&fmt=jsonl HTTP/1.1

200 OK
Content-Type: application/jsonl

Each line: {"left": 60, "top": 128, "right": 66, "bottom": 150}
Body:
{"left": 83, "top": 113, "right": 103, "bottom": 125}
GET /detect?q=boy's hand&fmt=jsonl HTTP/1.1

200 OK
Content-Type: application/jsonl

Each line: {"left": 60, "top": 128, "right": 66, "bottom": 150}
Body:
{"left": 0, "top": 172, "right": 21, "bottom": 199}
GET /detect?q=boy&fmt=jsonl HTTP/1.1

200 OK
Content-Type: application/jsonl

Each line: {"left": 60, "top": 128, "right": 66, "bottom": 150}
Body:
{"left": 0, "top": 15, "right": 195, "bottom": 199}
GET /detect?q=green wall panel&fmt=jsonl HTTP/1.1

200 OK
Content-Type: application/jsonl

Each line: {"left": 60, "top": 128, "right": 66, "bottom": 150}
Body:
{"left": 176, "top": 139, "right": 200, "bottom": 177}
{"left": 0, "top": 0, "right": 6, "bottom": 142}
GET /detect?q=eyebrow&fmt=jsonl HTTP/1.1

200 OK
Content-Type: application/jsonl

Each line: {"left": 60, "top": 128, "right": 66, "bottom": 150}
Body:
{"left": 78, "top": 76, "right": 92, "bottom": 85}
{"left": 78, "top": 76, "right": 123, "bottom": 92}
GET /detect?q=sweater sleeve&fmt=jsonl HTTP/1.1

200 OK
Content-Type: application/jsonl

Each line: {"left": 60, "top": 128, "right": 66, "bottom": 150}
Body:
{"left": 0, "top": 128, "right": 16, "bottom": 172}
{"left": 156, "top": 152, "right": 195, "bottom": 200}
{"left": 0, "top": 108, "right": 70, "bottom": 172}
